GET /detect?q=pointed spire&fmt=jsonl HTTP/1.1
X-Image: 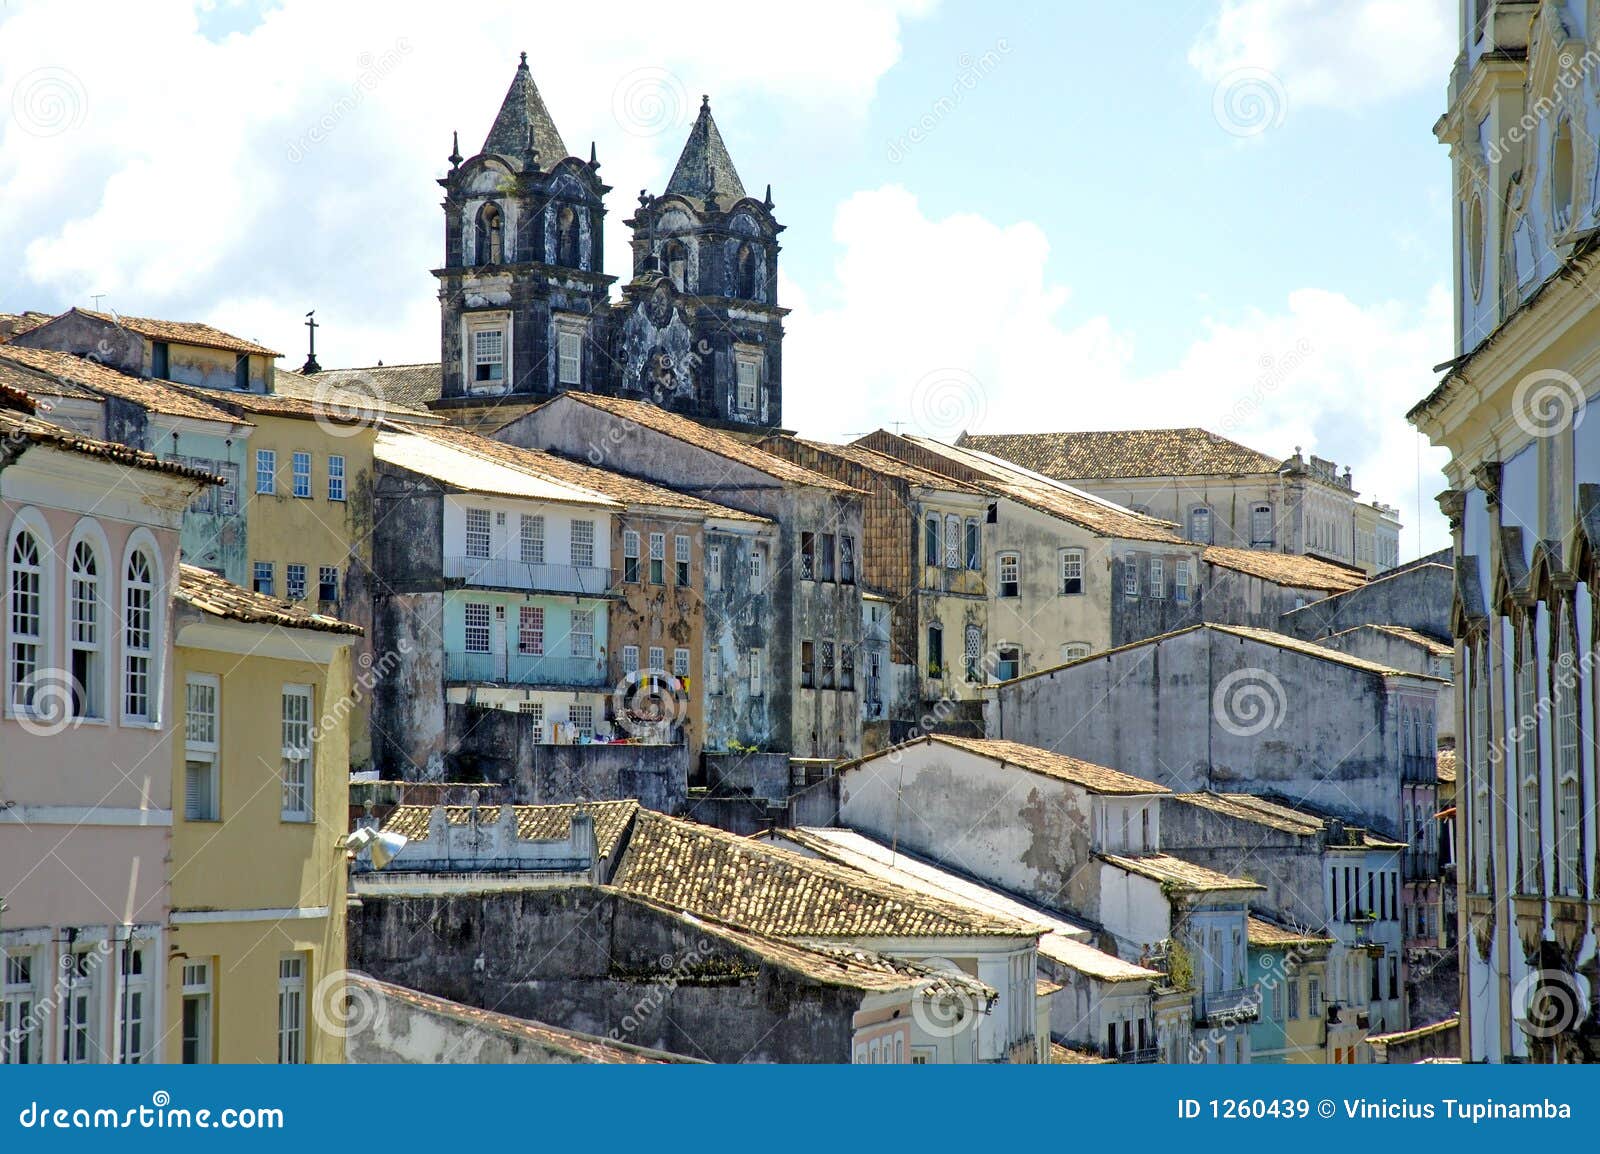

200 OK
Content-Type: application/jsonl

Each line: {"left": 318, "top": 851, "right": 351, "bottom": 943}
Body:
{"left": 588, "top": 140, "right": 599, "bottom": 170}
{"left": 664, "top": 93, "right": 746, "bottom": 206}
{"left": 449, "top": 130, "right": 461, "bottom": 170}
{"left": 481, "top": 53, "right": 568, "bottom": 166}
{"left": 763, "top": 183, "right": 773, "bottom": 211}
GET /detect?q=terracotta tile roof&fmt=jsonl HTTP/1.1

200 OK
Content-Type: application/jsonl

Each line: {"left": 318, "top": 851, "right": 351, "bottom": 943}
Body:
{"left": 1202, "top": 546, "right": 1367, "bottom": 594}
{"left": 434, "top": 402, "right": 546, "bottom": 436}
{"left": 1435, "top": 748, "right": 1457, "bottom": 784}
{"left": 415, "top": 425, "right": 770, "bottom": 523}
{"left": 1098, "top": 852, "right": 1264, "bottom": 893}
{"left": 958, "top": 428, "right": 1285, "bottom": 480}
{"left": 1366, "top": 1013, "right": 1460, "bottom": 1047}
{"left": 0, "top": 347, "right": 252, "bottom": 425}
{"left": 78, "top": 309, "right": 281, "bottom": 357}
{"left": 0, "top": 355, "right": 99, "bottom": 400}
{"left": 556, "top": 393, "right": 861, "bottom": 494}
{"left": 1036, "top": 977, "right": 1064, "bottom": 997}
{"left": 769, "top": 436, "right": 986, "bottom": 493}
{"left": 841, "top": 734, "right": 1166, "bottom": 796}
{"left": 271, "top": 368, "right": 437, "bottom": 421}
{"left": 859, "top": 432, "right": 1186, "bottom": 543}
{"left": 349, "top": 974, "right": 691, "bottom": 1063}
{"left": 1209, "top": 624, "right": 1444, "bottom": 680}
{"left": 375, "top": 429, "right": 621, "bottom": 506}
{"left": 0, "top": 312, "right": 53, "bottom": 341}
{"left": 612, "top": 810, "right": 1039, "bottom": 939}
{"left": 175, "top": 563, "right": 362, "bottom": 635}
{"left": 1052, "top": 1042, "right": 1114, "bottom": 1064}
{"left": 0, "top": 409, "right": 221, "bottom": 483}
{"left": 1247, "top": 916, "right": 1334, "bottom": 949}
{"left": 312, "top": 363, "right": 443, "bottom": 410}
{"left": 1369, "top": 624, "right": 1454, "bottom": 657}
{"left": 1170, "top": 791, "right": 1407, "bottom": 850}
{"left": 382, "top": 800, "right": 639, "bottom": 858}
{"left": 162, "top": 379, "right": 391, "bottom": 426}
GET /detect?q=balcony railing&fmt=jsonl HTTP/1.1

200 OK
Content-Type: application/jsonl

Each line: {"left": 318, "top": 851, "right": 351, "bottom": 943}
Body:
{"left": 1401, "top": 753, "right": 1434, "bottom": 783}
{"left": 1118, "top": 1046, "right": 1160, "bottom": 1064}
{"left": 1197, "top": 985, "right": 1260, "bottom": 1026}
{"left": 445, "top": 649, "right": 607, "bottom": 687}
{"left": 445, "top": 555, "right": 614, "bottom": 596}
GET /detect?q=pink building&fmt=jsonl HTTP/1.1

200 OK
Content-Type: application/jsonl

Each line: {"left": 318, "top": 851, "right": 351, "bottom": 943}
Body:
{"left": 0, "top": 393, "right": 210, "bottom": 1064}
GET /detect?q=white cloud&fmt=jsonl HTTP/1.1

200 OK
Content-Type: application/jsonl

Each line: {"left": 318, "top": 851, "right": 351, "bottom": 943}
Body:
{"left": 1189, "top": 0, "right": 1455, "bottom": 111}
{"left": 784, "top": 185, "right": 1454, "bottom": 555}
{"left": 0, "top": 0, "right": 927, "bottom": 364}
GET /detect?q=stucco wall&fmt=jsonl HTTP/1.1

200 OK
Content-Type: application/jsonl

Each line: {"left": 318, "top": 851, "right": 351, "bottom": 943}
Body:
{"left": 1277, "top": 563, "right": 1452, "bottom": 642}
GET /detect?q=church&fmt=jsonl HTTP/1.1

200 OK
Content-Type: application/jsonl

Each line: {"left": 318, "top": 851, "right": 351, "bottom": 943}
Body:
{"left": 334, "top": 55, "right": 788, "bottom": 431}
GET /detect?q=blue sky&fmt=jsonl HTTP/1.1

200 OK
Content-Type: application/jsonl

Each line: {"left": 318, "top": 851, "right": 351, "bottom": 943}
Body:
{"left": 0, "top": 0, "right": 1459, "bottom": 552}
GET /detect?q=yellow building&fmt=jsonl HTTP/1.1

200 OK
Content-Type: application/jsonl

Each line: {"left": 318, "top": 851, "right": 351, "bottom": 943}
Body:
{"left": 166, "top": 564, "right": 361, "bottom": 1063}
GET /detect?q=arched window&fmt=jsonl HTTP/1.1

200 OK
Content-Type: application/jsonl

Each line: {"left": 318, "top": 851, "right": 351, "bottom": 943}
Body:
{"left": 123, "top": 550, "right": 156, "bottom": 723}
{"left": 943, "top": 514, "right": 962, "bottom": 569}
{"left": 557, "top": 206, "right": 579, "bottom": 269}
{"left": 1188, "top": 505, "right": 1212, "bottom": 544}
{"left": 475, "top": 202, "right": 504, "bottom": 266}
{"left": 8, "top": 527, "right": 43, "bottom": 712}
{"left": 662, "top": 240, "right": 686, "bottom": 291}
{"left": 736, "top": 242, "right": 758, "bottom": 300}
{"left": 1551, "top": 120, "right": 1576, "bottom": 232}
{"left": 1466, "top": 193, "right": 1486, "bottom": 302}
{"left": 1250, "top": 503, "right": 1273, "bottom": 547}
{"left": 926, "top": 623, "right": 943, "bottom": 678}
{"left": 69, "top": 540, "right": 103, "bottom": 719}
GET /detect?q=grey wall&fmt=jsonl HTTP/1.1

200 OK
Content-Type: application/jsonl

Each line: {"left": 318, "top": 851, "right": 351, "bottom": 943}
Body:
{"left": 1278, "top": 564, "right": 1452, "bottom": 642}
{"left": 445, "top": 703, "right": 688, "bottom": 812}
{"left": 1159, "top": 798, "right": 1325, "bottom": 927}
{"left": 349, "top": 887, "right": 865, "bottom": 1063}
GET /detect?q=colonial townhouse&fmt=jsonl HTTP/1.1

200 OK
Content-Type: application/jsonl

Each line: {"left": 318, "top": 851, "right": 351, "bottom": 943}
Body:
{"left": 0, "top": 344, "right": 256, "bottom": 581}
{"left": 957, "top": 429, "right": 1403, "bottom": 576}
{"left": 352, "top": 800, "right": 1034, "bottom": 1063}
{"left": 1277, "top": 552, "right": 1453, "bottom": 642}
{"left": 1161, "top": 791, "right": 1410, "bottom": 1040}
{"left": 402, "top": 423, "right": 777, "bottom": 769}
{"left": 836, "top": 735, "right": 1262, "bottom": 1063}
{"left": 1197, "top": 545, "right": 1369, "bottom": 628}
{"left": 168, "top": 564, "right": 360, "bottom": 1064}
{"left": 1411, "top": 0, "right": 1600, "bottom": 1063}
{"left": 496, "top": 391, "right": 866, "bottom": 761}
{"left": 1245, "top": 918, "right": 1339, "bottom": 1064}
{"left": 0, "top": 392, "right": 213, "bottom": 1065}
{"left": 369, "top": 426, "right": 619, "bottom": 777}
{"left": 758, "top": 436, "right": 992, "bottom": 751}
{"left": 11, "top": 307, "right": 280, "bottom": 393}
{"left": 852, "top": 430, "right": 1202, "bottom": 665}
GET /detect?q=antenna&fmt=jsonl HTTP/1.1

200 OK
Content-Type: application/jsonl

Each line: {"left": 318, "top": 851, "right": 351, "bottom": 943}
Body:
{"left": 90, "top": 293, "right": 106, "bottom": 311}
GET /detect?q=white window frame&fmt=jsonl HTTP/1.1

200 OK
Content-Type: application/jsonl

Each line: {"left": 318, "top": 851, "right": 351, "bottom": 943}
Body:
{"left": 673, "top": 647, "right": 690, "bottom": 678}
{"left": 622, "top": 645, "right": 639, "bottom": 674}
{"left": 253, "top": 561, "right": 274, "bottom": 596}
{"left": 1189, "top": 505, "right": 1212, "bottom": 544}
{"left": 6, "top": 519, "right": 47, "bottom": 717}
{"left": 1175, "top": 560, "right": 1191, "bottom": 603}
{"left": 518, "top": 605, "right": 544, "bottom": 656}
{"left": 465, "top": 507, "right": 491, "bottom": 560}
{"left": 465, "top": 314, "right": 510, "bottom": 393}
{"left": 2, "top": 950, "right": 39, "bottom": 1065}
{"left": 463, "top": 602, "right": 491, "bottom": 653}
{"left": 648, "top": 646, "right": 665, "bottom": 674}
{"left": 1149, "top": 558, "right": 1165, "bottom": 599}
{"left": 285, "top": 563, "right": 307, "bottom": 602}
{"left": 122, "top": 546, "right": 158, "bottom": 725}
{"left": 318, "top": 565, "right": 339, "bottom": 603}
{"left": 674, "top": 534, "right": 691, "bottom": 586}
{"left": 997, "top": 552, "right": 1020, "bottom": 597}
{"left": 1250, "top": 503, "right": 1273, "bottom": 547}
{"left": 556, "top": 325, "right": 583, "bottom": 386}
{"left": 571, "top": 520, "right": 595, "bottom": 568}
{"left": 327, "top": 455, "right": 346, "bottom": 502}
{"left": 519, "top": 514, "right": 545, "bottom": 565}
{"left": 749, "top": 648, "right": 763, "bottom": 697}
{"left": 707, "top": 544, "right": 722, "bottom": 590}
{"left": 180, "top": 961, "right": 211, "bottom": 1065}
{"left": 184, "top": 673, "right": 221, "bottom": 822}
{"left": 570, "top": 609, "right": 595, "bottom": 658}
{"left": 278, "top": 956, "right": 305, "bottom": 1064}
{"left": 735, "top": 353, "right": 759, "bottom": 413}
{"left": 255, "top": 448, "right": 276, "bottom": 495}
{"left": 622, "top": 529, "right": 640, "bottom": 582}
{"left": 291, "top": 451, "right": 312, "bottom": 499}
{"left": 1123, "top": 559, "right": 1140, "bottom": 596}
{"left": 68, "top": 536, "right": 104, "bottom": 721}
{"left": 648, "top": 531, "right": 666, "bottom": 584}
{"left": 116, "top": 941, "right": 151, "bottom": 1064}
{"left": 59, "top": 950, "right": 98, "bottom": 1064}
{"left": 280, "top": 684, "right": 314, "bottom": 822}
{"left": 749, "top": 547, "right": 763, "bottom": 592}
{"left": 1060, "top": 548, "right": 1084, "bottom": 595}
{"left": 569, "top": 702, "right": 594, "bottom": 739}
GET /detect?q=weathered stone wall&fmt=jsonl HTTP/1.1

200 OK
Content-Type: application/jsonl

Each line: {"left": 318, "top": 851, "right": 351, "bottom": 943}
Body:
{"left": 349, "top": 887, "right": 864, "bottom": 1063}
{"left": 1278, "top": 563, "right": 1452, "bottom": 642}
{"left": 444, "top": 703, "right": 688, "bottom": 812}
{"left": 1159, "top": 797, "right": 1325, "bottom": 925}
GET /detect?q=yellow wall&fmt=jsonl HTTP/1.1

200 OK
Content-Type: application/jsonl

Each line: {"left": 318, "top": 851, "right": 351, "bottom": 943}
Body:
{"left": 245, "top": 410, "right": 376, "bottom": 767}
{"left": 167, "top": 631, "right": 353, "bottom": 1063}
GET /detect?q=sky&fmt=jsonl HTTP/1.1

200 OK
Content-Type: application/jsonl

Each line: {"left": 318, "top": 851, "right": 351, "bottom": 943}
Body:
{"left": 0, "top": 0, "right": 1460, "bottom": 555}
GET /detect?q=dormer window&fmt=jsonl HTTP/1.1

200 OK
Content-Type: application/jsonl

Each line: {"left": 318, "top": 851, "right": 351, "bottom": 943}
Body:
{"left": 476, "top": 202, "right": 504, "bottom": 266}
{"left": 557, "top": 206, "right": 579, "bottom": 268}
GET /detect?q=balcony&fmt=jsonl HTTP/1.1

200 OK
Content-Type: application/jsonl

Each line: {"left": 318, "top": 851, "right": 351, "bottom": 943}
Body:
{"left": 1401, "top": 753, "right": 1434, "bottom": 783}
{"left": 1197, "top": 986, "right": 1260, "bottom": 1026}
{"left": 1118, "top": 1046, "right": 1160, "bottom": 1064}
{"left": 444, "top": 649, "right": 607, "bottom": 688}
{"left": 445, "top": 555, "right": 613, "bottom": 596}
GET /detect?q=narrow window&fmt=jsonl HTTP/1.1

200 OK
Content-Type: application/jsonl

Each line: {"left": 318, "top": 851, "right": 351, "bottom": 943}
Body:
{"left": 648, "top": 645, "right": 665, "bottom": 673}
{"left": 996, "top": 645, "right": 1020, "bottom": 681}
{"left": 819, "top": 534, "right": 836, "bottom": 582}
{"left": 927, "top": 624, "right": 943, "bottom": 678}
{"left": 123, "top": 550, "right": 155, "bottom": 722}
{"left": 151, "top": 341, "right": 169, "bottom": 379}
{"left": 568, "top": 702, "right": 594, "bottom": 739}
{"left": 1123, "top": 559, "right": 1140, "bottom": 596}
{"left": 799, "top": 532, "right": 816, "bottom": 581}
{"left": 819, "top": 641, "right": 836, "bottom": 690}
{"left": 7, "top": 528, "right": 41, "bottom": 713}
{"left": 997, "top": 552, "right": 1020, "bottom": 598}
{"left": 1554, "top": 605, "right": 1582, "bottom": 894}
{"left": 571, "top": 520, "right": 595, "bottom": 568}
{"left": 943, "top": 514, "right": 962, "bottom": 569}
{"left": 1149, "top": 558, "right": 1165, "bottom": 599}
{"left": 964, "top": 519, "right": 980, "bottom": 569}
{"left": 558, "top": 328, "right": 583, "bottom": 386}
{"left": 255, "top": 448, "right": 276, "bottom": 495}
{"left": 291, "top": 451, "right": 311, "bottom": 499}
{"left": 623, "top": 530, "right": 640, "bottom": 582}
{"left": 318, "top": 565, "right": 338, "bottom": 603}
{"left": 673, "top": 648, "right": 690, "bottom": 678}
{"left": 234, "top": 354, "right": 250, "bottom": 391}
{"left": 840, "top": 646, "right": 855, "bottom": 691}
{"left": 1189, "top": 506, "right": 1212, "bottom": 544}
{"left": 749, "top": 547, "right": 763, "bottom": 592}
{"left": 327, "top": 455, "right": 345, "bottom": 501}
{"left": 476, "top": 202, "right": 504, "bottom": 265}
{"left": 463, "top": 603, "right": 491, "bottom": 653}
{"left": 280, "top": 685, "right": 313, "bottom": 821}
{"left": 1175, "top": 561, "right": 1191, "bottom": 603}
{"left": 706, "top": 544, "right": 723, "bottom": 590}
{"left": 1517, "top": 623, "right": 1539, "bottom": 893}
{"left": 1251, "top": 504, "right": 1273, "bottom": 547}
{"left": 736, "top": 357, "right": 759, "bottom": 413}
{"left": 277, "top": 957, "right": 305, "bottom": 1063}
{"left": 181, "top": 963, "right": 211, "bottom": 1065}
{"left": 801, "top": 640, "right": 815, "bottom": 689}
{"left": 184, "top": 675, "right": 220, "bottom": 821}
{"left": 839, "top": 535, "right": 855, "bottom": 585}
{"left": 923, "top": 516, "right": 940, "bottom": 566}
{"left": 1060, "top": 548, "right": 1084, "bottom": 595}
{"left": 570, "top": 609, "right": 595, "bottom": 658}
{"left": 648, "top": 532, "right": 665, "bottom": 584}
{"left": 464, "top": 508, "right": 491, "bottom": 559}
{"left": 253, "top": 561, "right": 274, "bottom": 597}
{"left": 622, "top": 645, "right": 639, "bottom": 674}
{"left": 473, "top": 328, "right": 505, "bottom": 384}
{"left": 964, "top": 624, "right": 982, "bottom": 682}
{"left": 750, "top": 648, "right": 765, "bottom": 696}
{"left": 674, "top": 535, "right": 691, "bottom": 586}
{"left": 68, "top": 541, "right": 102, "bottom": 719}
{"left": 286, "top": 563, "right": 306, "bottom": 602}
{"left": 3, "top": 953, "right": 38, "bottom": 1064}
